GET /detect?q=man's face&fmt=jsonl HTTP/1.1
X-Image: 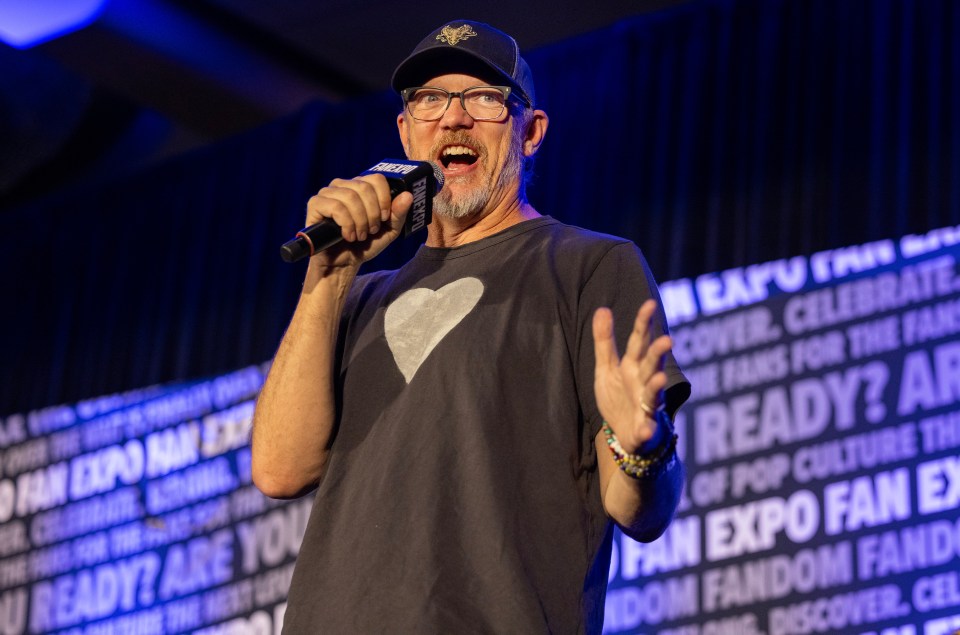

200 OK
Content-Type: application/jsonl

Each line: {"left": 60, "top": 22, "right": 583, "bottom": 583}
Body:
{"left": 397, "top": 73, "right": 526, "bottom": 220}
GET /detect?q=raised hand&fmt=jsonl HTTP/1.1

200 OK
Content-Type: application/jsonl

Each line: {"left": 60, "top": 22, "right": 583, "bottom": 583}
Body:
{"left": 592, "top": 299, "right": 673, "bottom": 454}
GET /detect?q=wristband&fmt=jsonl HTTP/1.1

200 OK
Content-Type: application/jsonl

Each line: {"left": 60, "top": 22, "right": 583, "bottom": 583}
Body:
{"left": 602, "top": 413, "right": 678, "bottom": 480}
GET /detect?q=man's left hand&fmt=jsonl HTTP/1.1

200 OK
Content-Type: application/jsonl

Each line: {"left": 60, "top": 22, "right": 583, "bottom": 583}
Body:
{"left": 592, "top": 299, "right": 672, "bottom": 454}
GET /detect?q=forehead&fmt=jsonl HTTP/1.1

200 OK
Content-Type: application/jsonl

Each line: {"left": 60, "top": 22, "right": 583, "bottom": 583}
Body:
{"left": 420, "top": 73, "right": 497, "bottom": 89}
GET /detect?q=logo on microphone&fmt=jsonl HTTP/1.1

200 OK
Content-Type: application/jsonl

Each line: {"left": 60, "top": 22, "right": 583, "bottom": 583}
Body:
{"left": 369, "top": 161, "right": 418, "bottom": 176}
{"left": 409, "top": 177, "right": 428, "bottom": 233}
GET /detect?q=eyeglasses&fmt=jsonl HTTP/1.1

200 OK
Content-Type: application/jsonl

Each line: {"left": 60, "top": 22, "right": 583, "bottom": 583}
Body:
{"left": 401, "top": 85, "right": 524, "bottom": 122}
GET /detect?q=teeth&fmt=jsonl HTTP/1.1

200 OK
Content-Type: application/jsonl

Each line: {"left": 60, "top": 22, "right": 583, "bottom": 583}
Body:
{"left": 442, "top": 145, "right": 477, "bottom": 157}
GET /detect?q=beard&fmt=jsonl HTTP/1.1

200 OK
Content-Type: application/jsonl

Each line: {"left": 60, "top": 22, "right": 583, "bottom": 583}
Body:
{"left": 415, "top": 122, "right": 527, "bottom": 221}
{"left": 433, "top": 174, "right": 490, "bottom": 220}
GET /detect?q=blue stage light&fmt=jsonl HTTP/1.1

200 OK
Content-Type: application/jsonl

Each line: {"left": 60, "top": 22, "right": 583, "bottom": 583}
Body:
{"left": 0, "top": 0, "right": 106, "bottom": 49}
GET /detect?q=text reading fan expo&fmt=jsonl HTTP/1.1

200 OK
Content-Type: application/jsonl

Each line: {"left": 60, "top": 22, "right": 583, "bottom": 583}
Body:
{"left": 252, "top": 19, "right": 690, "bottom": 634}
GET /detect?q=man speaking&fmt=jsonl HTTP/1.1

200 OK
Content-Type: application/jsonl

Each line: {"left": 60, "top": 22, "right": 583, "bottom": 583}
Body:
{"left": 252, "top": 19, "right": 690, "bottom": 633}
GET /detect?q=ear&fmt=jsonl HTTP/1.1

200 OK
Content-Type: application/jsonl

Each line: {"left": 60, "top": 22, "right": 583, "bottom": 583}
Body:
{"left": 397, "top": 112, "right": 411, "bottom": 157}
{"left": 523, "top": 109, "right": 549, "bottom": 158}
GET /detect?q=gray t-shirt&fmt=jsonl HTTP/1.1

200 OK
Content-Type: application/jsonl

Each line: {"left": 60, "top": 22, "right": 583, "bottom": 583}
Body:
{"left": 282, "top": 216, "right": 689, "bottom": 634}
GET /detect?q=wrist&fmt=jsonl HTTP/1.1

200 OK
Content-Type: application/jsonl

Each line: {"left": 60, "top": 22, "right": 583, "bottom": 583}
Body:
{"left": 634, "top": 410, "right": 669, "bottom": 454}
{"left": 305, "top": 257, "right": 359, "bottom": 284}
{"left": 602, "top": 412, "right": 678, "bottom": 481}
{"left": 612, "top": 406, "right": 667, "bottom": 454}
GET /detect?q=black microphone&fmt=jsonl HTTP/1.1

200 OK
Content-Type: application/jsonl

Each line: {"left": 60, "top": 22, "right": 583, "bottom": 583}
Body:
{"left": 280, "top": 160, "right": 445, "bottom": 263}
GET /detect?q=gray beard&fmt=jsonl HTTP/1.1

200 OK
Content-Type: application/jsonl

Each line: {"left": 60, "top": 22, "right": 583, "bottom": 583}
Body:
{"left": 432, "top": 144, "right": 524, "bottom": 220}
{"left": 410, "top": 112, "right": 529, "bottom": 221}
{"left": 433, "top": 176, "right": 491, "bottom": 219}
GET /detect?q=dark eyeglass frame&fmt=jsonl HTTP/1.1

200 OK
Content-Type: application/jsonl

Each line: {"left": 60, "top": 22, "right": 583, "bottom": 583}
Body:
{"left": 400, "top": 85, "right": 529, "bottom": 122}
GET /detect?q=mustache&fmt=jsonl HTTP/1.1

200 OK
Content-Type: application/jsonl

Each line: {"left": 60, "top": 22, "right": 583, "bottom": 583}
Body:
{"left": 429, "top": 131, "right": 488, "bottom": 165}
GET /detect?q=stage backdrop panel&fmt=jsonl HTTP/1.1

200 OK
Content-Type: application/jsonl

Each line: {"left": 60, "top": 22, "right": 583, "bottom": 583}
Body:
{"left": 0, "top": 225, "right": 957, "bottom": 634}
{"left": 604, "top": 224, "right": 960, "bottom": 635}
{"left": 0, "top": 363, "right": 306, "bottom": 635}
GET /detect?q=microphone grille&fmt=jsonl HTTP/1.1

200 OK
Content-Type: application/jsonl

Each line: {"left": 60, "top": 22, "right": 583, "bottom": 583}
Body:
{"left": 428, "top": 161, "right": 445, "bottom": 191}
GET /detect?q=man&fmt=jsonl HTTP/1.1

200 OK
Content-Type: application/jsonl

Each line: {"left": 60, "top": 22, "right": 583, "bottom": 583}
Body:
{"left": 252, "top": 19, "right": 690, "bottom": 633}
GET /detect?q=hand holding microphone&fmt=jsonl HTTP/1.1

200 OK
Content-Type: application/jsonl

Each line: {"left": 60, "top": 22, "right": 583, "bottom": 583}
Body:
{"left": 281, "top": 160, "right": 444, "bottom": 263}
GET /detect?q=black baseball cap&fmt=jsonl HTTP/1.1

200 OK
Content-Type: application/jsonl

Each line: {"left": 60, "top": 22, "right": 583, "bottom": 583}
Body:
{"left": 391, "top": 20, "right": 536, "bottom": 107}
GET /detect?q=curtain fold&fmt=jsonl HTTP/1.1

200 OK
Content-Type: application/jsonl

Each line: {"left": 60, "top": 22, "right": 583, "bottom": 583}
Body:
{"left": 2, "top": 0, "right": 958, "bottom": 414}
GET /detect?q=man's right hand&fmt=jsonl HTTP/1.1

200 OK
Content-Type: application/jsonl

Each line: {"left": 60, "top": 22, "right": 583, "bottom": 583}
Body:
{"left": 305, "top": 173, "right": 414, "bottom": 269}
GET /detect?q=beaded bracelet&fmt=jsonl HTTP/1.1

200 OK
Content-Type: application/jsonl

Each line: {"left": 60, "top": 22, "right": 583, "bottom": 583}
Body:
{"left": 602, "top": 415, "right": 678, "bottom": 480}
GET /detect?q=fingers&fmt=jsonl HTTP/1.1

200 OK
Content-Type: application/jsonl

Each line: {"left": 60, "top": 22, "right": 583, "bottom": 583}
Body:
{"left": 625, "top": 299, "right": 673, "bottom": 367}
{"left": 594, "top": 302, "right": 673, "bottom": 372}
{"left": 608, "top": 300, "right": 673, "bottom": 411}
{"left": 594, "top": 303, "right": 674, "bottom": 435}
{"left": 636, "top": 333, "right": 671, "bottom": 410}
{"left": 592, "top": 307, "right": 618, "bottom": 372}
{"left": 641, "top": 369, "right": 669, "bottom": 414}
{"left": 305, "top": 174, "right": 393, "bottom": 243}
{"left": 623, "top": 299, "right": 658, "bottom": 361}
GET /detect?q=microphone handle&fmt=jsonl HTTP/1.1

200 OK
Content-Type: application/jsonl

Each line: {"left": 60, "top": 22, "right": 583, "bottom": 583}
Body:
{"left": 279, "top": 220, "right": 341, "bottom": 263}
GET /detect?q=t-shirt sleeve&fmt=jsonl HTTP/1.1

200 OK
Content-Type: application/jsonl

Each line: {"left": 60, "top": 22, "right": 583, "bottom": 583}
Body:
{"left": 575, "top": 241, "right": 691, "bottom": 448}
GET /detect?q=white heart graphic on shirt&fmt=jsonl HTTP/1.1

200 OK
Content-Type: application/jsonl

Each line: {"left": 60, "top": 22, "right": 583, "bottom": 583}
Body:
{"left": 385, "top": 277, "right": 484, "bottom": 383}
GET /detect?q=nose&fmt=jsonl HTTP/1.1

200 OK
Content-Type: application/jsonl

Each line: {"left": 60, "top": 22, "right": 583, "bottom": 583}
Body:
{"left": 439, "top": 95, "right": 474, "bottom": 129}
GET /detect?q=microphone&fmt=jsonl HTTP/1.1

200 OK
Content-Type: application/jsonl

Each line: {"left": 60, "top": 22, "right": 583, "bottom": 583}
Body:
{"left": 280, "top": 159, "right": 445, "bottom": 263}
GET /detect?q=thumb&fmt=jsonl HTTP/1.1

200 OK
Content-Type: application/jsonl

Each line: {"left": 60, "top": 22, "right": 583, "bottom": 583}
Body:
{"left": 389, "top": 191, "right": 413, "bottom": 229}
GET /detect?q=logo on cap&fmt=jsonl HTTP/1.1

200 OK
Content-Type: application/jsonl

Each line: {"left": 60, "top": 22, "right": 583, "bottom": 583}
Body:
{"left": 436, "top": 24, "right": 477, "bottom": 46}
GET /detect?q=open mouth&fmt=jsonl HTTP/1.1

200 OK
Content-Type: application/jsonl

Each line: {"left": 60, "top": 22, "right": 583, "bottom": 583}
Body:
{"left": 439, "top": 145, "right": 480, "bottom": 170}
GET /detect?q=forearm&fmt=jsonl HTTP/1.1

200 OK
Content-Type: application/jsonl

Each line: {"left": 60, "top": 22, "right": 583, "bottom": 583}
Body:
{"left": 595, "top": 427, "right": 684, "bottom": 542}
{"left": 251, "top": 260, "right": 358, "bottom": 498}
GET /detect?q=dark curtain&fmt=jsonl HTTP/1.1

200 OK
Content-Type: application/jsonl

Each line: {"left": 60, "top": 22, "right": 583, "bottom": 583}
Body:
{"left": 529, "top": 0, "right": 960, "bottom": 278}
{"left": 2, "top": 0, "right": 958, "bottom": 414}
